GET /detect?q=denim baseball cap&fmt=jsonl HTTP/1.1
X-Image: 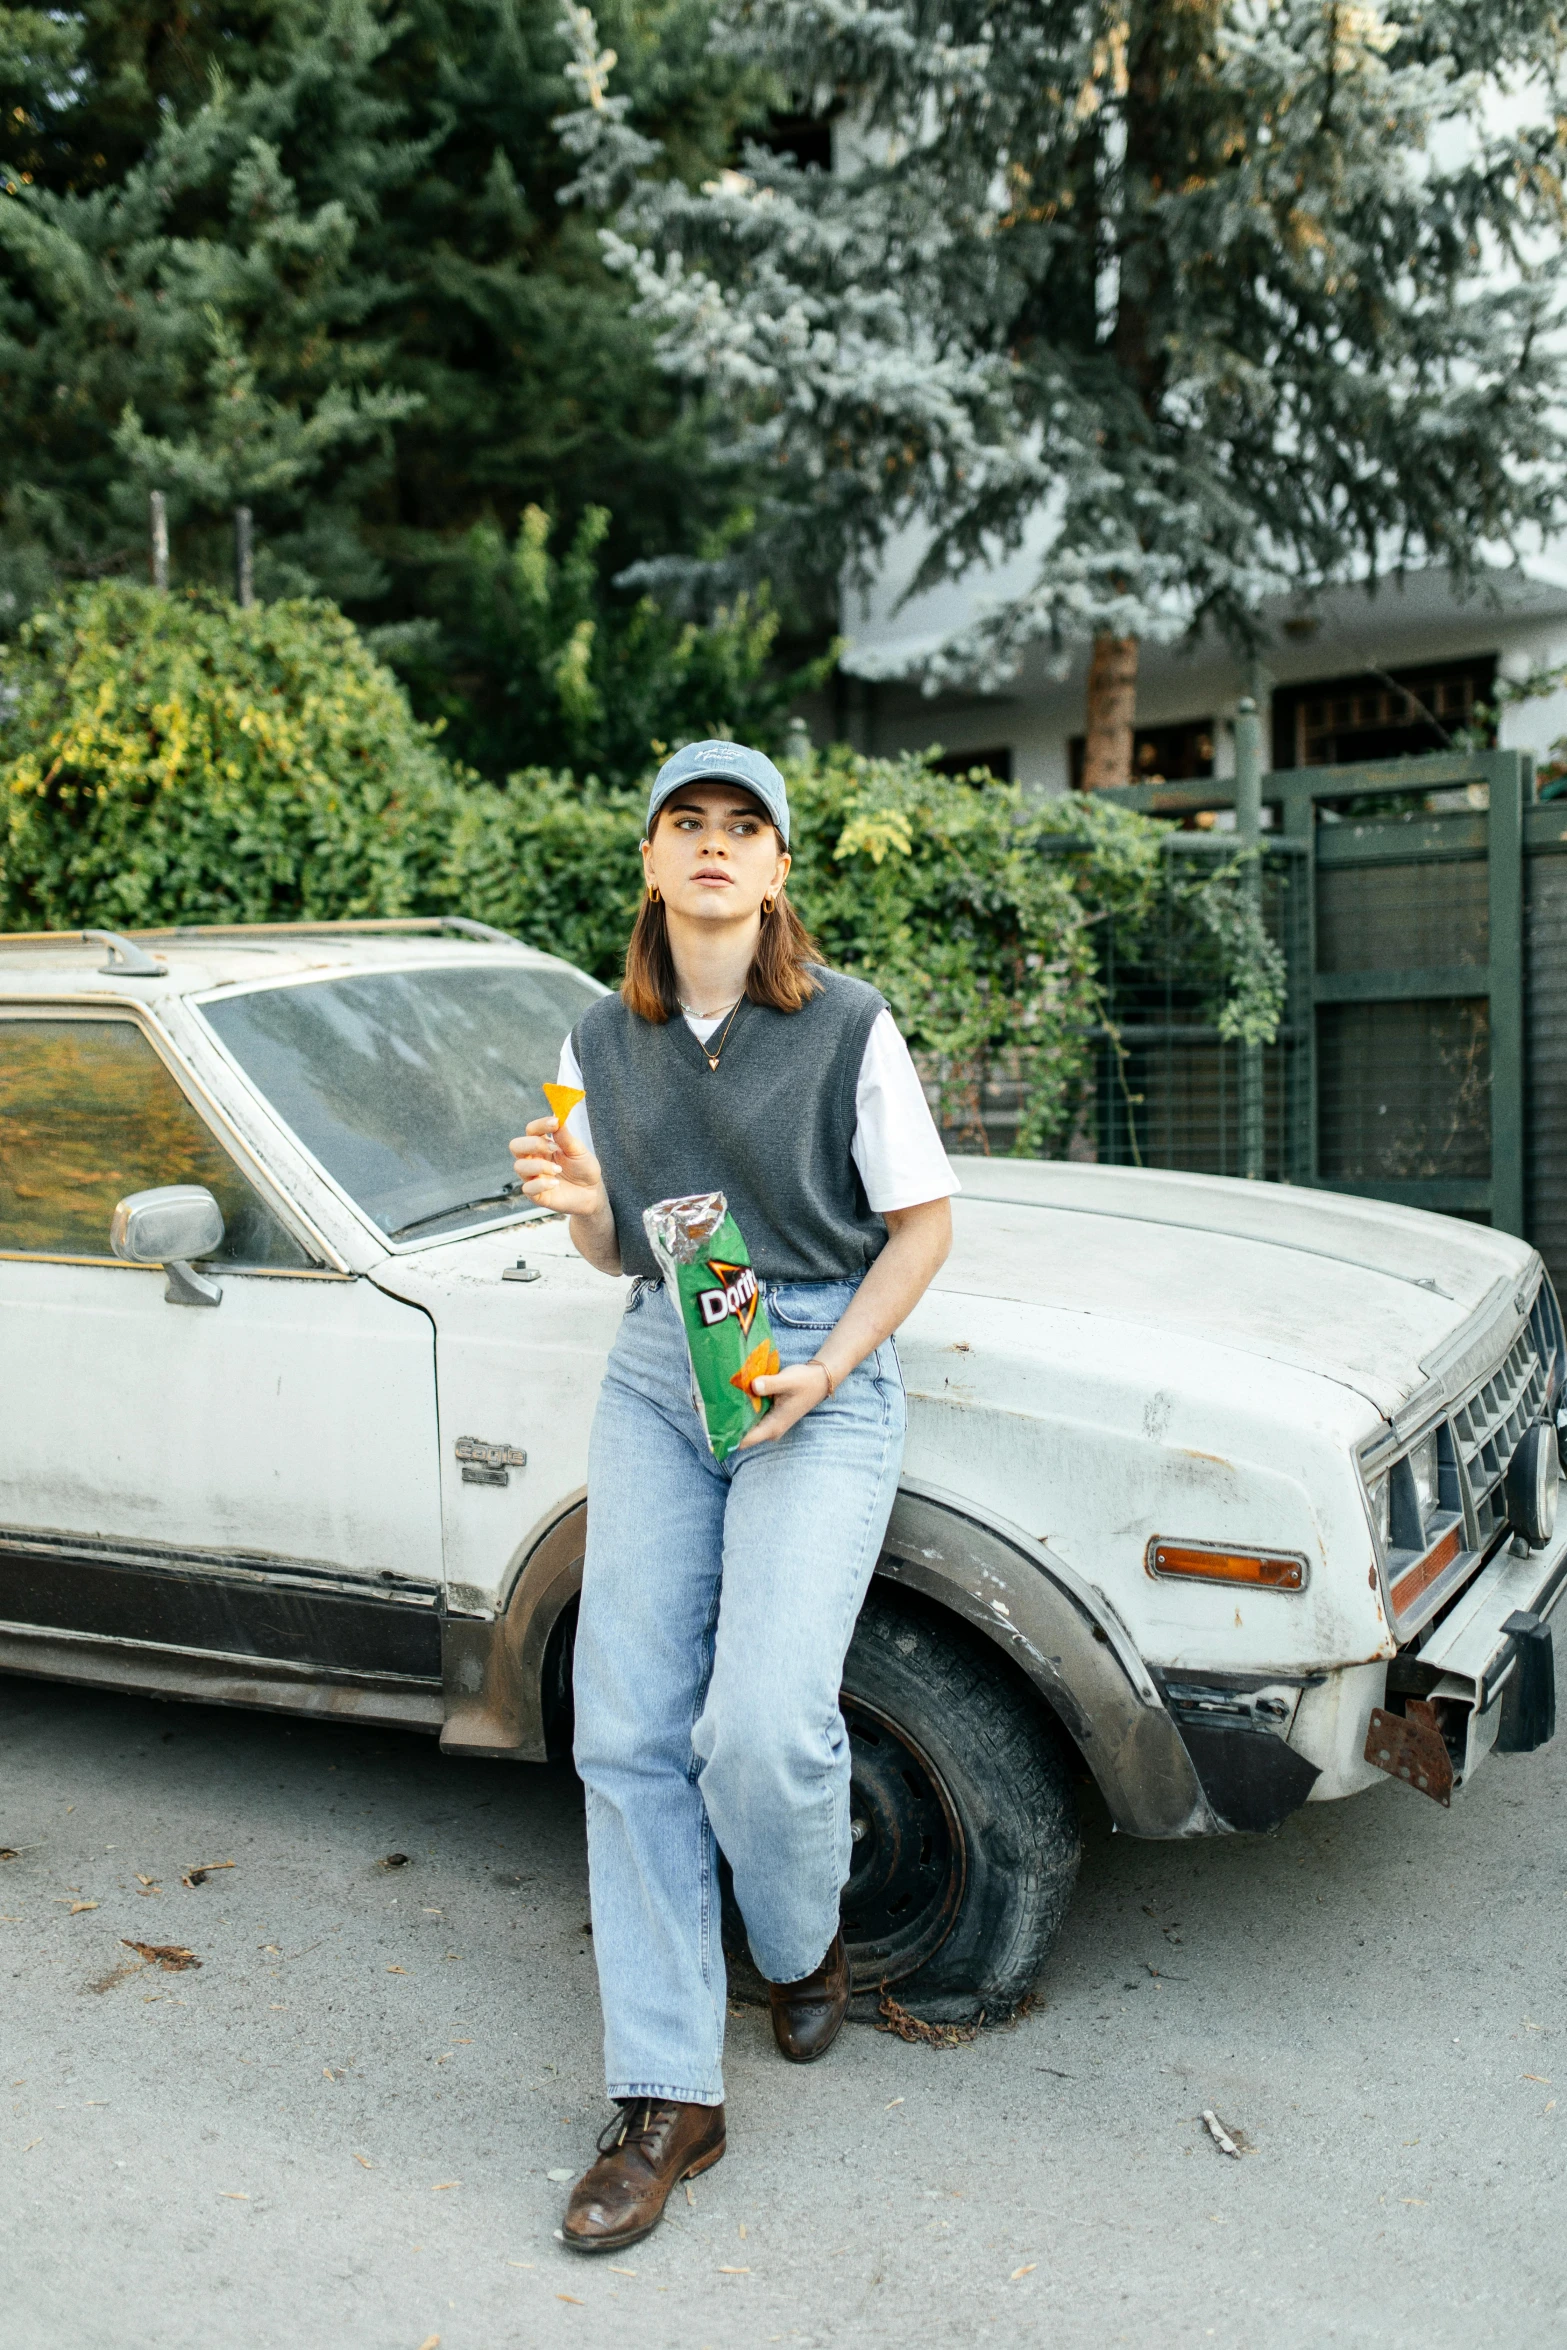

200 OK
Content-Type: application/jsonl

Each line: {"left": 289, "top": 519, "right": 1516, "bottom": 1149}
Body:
{"left": 646, "top": 739, "right": 790, "bottom": 846}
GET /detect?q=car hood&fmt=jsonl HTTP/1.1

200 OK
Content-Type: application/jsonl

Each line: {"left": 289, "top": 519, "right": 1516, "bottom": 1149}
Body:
{"left": 937, "top": 1159, "right": 1540, "bottom": 1421}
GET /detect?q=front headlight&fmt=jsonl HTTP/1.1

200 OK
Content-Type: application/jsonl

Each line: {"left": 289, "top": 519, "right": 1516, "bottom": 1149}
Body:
{"left": 1407, "top": 1431, "right": 1440, "bottom": 1529}
{"left": 1367, "top": 1473, "right": 1390, "bottom": 1550}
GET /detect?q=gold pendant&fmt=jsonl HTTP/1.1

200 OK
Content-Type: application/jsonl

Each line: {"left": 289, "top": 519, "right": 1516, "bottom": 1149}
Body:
{"left": 706, "top": 1055, "right": 719, "bottom": 1071}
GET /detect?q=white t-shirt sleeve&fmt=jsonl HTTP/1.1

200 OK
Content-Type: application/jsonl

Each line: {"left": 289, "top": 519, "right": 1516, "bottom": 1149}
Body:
{"left": 851, "top": 1009, "right": 960, "bottom": 1213}
{"left": 554, "top": 1035, "right": 595, "bottom": 1154}
{"left": 555, "top": 1006, "right": 958, "bottom": 1215}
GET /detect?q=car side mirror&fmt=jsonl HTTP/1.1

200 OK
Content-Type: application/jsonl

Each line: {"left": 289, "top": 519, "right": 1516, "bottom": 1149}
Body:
{"left": 110, "top": 1186, "right": 225, "bottom": 1308}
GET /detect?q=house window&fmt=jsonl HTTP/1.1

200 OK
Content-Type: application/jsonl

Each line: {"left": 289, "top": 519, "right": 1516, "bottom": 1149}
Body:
{"left": 1272, "top": 658, "right": 1496, "bottom": 769}
{"left": 929, "top": 745, "right": 1014, "bottom": 783}
{"left": 1069, "top": 718, "right": 1215, "bottom": 791}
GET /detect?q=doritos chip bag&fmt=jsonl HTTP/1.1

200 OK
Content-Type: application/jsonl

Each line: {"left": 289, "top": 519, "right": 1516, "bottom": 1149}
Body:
{"left": 642, "top": 1192, "right": 780, "bottom": 1462}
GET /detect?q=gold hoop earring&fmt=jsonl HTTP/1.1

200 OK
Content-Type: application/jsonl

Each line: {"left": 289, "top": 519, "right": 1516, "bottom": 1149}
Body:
{"left": 761, "top": 893, "right": 776, "bottom": 916}
{"left": 646, "top": 882, "right": 660, "bottom": 904}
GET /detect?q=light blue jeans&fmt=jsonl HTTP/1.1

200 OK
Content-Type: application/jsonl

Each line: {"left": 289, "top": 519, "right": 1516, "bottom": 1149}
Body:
{"left": 573, "top": 1274, "right": 906, "bottom": 2107}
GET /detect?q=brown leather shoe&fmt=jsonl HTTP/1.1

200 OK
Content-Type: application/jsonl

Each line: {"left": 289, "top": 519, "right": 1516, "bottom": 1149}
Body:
{"left": 561, "top": 2098, "right": 725, "bottom": 2253}
{"left": 767, "top": 1927, "right": 850, "bottom": 2063}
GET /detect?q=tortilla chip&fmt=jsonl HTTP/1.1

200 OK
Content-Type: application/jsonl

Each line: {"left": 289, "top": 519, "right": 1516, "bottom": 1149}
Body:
{"left": 542, "top": 1082, "right": 586, "bottom": 1126}
{"left": 730, "top": 1338, "right": 781, "bottom": 1410}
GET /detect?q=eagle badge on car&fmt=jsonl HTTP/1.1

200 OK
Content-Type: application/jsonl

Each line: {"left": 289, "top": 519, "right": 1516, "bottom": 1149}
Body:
{"left": 455, "top": 1435, "right": 528, "bottom": 1487}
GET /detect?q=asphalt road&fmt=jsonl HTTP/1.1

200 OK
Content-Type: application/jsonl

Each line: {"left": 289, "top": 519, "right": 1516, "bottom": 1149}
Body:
{"left": 4, "top": 1667, "right": 1565, "bottom": 2350}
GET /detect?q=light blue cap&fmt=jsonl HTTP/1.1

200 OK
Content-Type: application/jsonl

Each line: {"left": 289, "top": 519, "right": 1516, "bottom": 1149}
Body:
{"left": 646, "top": 739, "right": 790, "bottom": 846}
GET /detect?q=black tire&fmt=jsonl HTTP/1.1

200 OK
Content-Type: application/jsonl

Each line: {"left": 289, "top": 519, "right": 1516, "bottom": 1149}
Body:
{"left": 836, "top": 1589, "right": 1081, "bottom": 2020}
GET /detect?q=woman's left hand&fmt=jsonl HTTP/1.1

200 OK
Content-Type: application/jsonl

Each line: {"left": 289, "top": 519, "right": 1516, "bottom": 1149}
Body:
{"left": 735, "top": 1360, "right": 832, "bottom": 1450}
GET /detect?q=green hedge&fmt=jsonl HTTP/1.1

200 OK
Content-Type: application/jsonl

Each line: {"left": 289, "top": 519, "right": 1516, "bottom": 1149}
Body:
{"left": 442, "top": 746, "right": 1176, "bottom": 1151}
{"left": 3, "top": 584, "right": 1276, "bottom": 1156}
{"left": 0, "top": 583, "right": 460, "bottom": 931}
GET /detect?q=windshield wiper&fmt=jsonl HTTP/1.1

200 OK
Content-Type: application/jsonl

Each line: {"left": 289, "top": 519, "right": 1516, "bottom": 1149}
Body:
{"left": 388, "top": 1183, "right": 525, "bottom": 1240}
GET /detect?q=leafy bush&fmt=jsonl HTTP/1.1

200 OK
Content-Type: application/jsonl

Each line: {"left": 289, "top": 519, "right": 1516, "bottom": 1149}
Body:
{"left": 2, "top": 587, "right": 1278, "bottom": 1158}
{"left": 438, "top": 767, "right": 648, "bottom": 985}
{"left": 0, "top": 584, "right": 460, "bottom": 930}
{"left": 782, "top": 749, "right": 1174, "bottom": 1152}
{"left": 437, "top": 745, "right": 1199, "bottom": 1154}
{"left": 391, "top": 506, "right": 835, "bottom": 788}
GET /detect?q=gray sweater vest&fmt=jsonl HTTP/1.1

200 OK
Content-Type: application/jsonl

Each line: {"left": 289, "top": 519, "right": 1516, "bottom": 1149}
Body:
{"left": 573, "top": 969, "right": 890, "bottom": 1282}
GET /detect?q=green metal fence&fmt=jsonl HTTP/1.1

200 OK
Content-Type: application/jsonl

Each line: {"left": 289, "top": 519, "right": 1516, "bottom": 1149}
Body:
{"left": 939, "top": 739, "right": 1567, "bottom": 1288}
{"left": 1090, "top": 830, "right": 1312, "bottom": 1185}
{"left": 1102, "top": 744, "right": 1546, "bottom": 1262}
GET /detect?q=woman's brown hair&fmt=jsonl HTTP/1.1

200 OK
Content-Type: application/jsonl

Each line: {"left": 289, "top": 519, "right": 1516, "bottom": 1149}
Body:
{"left": 621, "top": 813, "right": 825, "bottom": 1023}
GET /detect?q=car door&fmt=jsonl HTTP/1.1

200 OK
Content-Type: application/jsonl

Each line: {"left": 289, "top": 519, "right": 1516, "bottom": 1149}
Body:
{"left": 0, "top": 1007, "right": 445, "bottom": 1710}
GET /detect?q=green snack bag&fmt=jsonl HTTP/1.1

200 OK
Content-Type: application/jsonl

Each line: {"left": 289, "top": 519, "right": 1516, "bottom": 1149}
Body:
{"left": 643, "top": 1191, "right": 779, "bottom": 1462}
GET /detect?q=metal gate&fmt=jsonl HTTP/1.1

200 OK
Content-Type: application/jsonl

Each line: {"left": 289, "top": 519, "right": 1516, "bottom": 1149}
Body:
{"left": 1100, "top": 743, "right": 1550, "bottom": 1271}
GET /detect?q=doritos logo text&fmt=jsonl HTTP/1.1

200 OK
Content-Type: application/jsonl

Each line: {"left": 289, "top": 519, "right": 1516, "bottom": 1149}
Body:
{"left": 698, "top": 1259, "right": 759, "bottom": 1336}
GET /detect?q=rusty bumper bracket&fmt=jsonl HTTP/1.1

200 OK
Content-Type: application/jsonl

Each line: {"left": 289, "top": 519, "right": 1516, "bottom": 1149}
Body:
{"left": 1364, "top": 1700, "right": 1454, "bottom": 1807}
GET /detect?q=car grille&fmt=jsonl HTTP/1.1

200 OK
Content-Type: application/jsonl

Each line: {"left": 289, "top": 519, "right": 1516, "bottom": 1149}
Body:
{"left": 1451, "top": 1291, "right": 1556, "bottom": 1548}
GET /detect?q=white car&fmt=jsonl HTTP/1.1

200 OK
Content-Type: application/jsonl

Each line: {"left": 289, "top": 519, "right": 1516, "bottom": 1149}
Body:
{"left": 2, "top": 922, "right": 1561, "bottom": 2017}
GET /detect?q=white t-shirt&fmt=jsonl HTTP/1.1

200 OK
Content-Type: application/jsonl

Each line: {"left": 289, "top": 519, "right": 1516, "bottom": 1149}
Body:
{"left": 554, "top": 1004, "right": 959, "bottom": 1214}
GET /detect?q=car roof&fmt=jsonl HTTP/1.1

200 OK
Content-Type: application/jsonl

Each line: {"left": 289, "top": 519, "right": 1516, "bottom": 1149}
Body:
{"left": 0, "top": 921, "right": 587, "bottom": 999}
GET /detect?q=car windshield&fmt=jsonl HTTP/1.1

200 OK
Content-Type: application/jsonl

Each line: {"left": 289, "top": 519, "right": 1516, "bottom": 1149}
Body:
{"left": 200, "top": 962, "right": 600, "bottom": 1241}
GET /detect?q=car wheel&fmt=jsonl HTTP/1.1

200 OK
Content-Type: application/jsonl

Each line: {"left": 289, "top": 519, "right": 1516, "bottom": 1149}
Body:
{"left": 837, "top": 1589, "right": 1081, "bottom": 2020}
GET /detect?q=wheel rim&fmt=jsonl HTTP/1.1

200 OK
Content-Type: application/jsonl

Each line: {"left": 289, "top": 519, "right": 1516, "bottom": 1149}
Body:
{"left": 840, "top": 1693, "right": 966, "bottom": 1989}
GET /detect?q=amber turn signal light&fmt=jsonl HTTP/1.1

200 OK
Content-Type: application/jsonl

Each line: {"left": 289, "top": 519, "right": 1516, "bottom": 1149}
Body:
{"left": 1147, "top": 1539, "right": 1307, "bottom": 1591}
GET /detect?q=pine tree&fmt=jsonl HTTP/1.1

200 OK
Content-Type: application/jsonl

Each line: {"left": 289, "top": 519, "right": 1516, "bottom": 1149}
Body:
{"left": 573, "top": 0, "right": 1567, "bottom": 782}
{"left": 0, "top": 2, "right": 427, "bottom": 612}
{"left": 0, "top": 2, "right": 790, "bottom": 774}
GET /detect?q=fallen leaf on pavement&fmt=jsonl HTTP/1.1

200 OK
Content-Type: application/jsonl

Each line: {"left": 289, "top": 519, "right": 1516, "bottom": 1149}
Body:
{"left": 378, "top": 1853, "right": 410, "bottom": 1871}
{"left": 67, "top": 1901, "right": 98, "bottom": 1915}
{"left": 353, "top": 2153, "right": 373, "bottom": 2169}
{"left": 876, "top": 1990, "right": 979, "bottom": 2047}
{"left": 183, "top": 1862, "right": 234, "bottom": 1889}
{"left": 417, "top": 2335, "right": 440, "bottom": 2349}
{"left": 121, "top": 1940, "right": 201, "bottom": 1971}
{"left": 556, "top": 2295, "right": 584, "bottom": 2306}
{"left": 431, "top": 2181, "right": 459, "bottom": 2192}
{"left": 219, "top": 2192, "right": 249, "bottom": 2201}
{"left": 717, "top": 2265, "right": 750, "bottom": 2274}
{"left": 507, "top": 2261, "right": 535, "bottom": 2270}
{"left": 606, "top": 2266, "right": 635, "bottom": 2277}
{"left": 386, "top": 1966, "right": 408, "bottom": 1975}
{"left": 1010, "top": 2265, "right": 1038, "bottom": 2280}
{"left": 1401, "top": 2198, "right": 1428, "bottom": 2207}
{"left": 23, "top": 2137, "right": 41, "bottom": 2151}
{"left": 1523, "top": 2074, "right": 1552, "bottom": 2085}
{"left": 1201, "top": 2109, "right": 1241, "bottom": 2160}
{"left": 1, "top": 1849, "right": 20, "bottom": 1862}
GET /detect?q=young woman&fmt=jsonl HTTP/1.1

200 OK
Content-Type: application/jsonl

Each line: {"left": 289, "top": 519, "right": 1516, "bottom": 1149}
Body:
{"left": 509, "top": 740, "right": 955, "bottom": 2255}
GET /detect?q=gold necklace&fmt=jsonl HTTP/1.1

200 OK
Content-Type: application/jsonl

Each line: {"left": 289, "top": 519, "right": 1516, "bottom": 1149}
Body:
{"left": 693, "top": 996, "right": 746, "bottom": 1073}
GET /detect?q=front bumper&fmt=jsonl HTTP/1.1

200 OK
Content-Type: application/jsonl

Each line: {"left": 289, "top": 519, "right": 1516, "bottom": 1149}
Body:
{"left": 1376, "top": 1514, "right": 1567, "bottom": 1797}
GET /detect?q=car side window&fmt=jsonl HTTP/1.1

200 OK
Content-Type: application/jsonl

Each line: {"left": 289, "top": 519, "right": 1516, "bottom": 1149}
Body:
{"left": 0, "top": 1019, "right": 314, "bottom": 1268}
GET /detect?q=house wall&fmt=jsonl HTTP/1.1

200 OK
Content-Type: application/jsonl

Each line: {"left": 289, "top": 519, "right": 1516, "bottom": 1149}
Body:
{"left": 832, "top": 554, "right": 1567, "bottom": 792}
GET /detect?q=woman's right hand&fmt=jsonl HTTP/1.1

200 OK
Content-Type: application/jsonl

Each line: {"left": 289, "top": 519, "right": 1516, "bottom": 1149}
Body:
{"left": 509, "top": 1116, "right": 609, "bottom": 1224}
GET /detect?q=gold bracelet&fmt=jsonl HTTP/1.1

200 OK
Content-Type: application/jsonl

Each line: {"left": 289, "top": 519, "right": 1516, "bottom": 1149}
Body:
{"left": 810, "top": 1357, "right": 836, "bottom": 1398}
